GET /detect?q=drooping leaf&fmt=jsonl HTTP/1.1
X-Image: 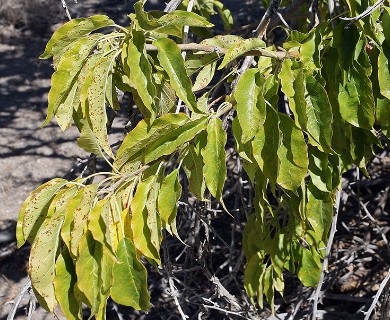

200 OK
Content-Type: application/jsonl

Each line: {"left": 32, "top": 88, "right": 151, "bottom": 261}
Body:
{"left": 131, "top": 176, "right": 160, "bottom": 264}
{"left": 87, "top": 51, "right": 117, "bottom": 157}
{"left": 252, "top": 107, "right": 280, "bottom": 184}
{"left": 55, "top": 79, "right": 78, "bottom": 131}
{"left": 61, "top": 184, "right": 97, "bottom": 256}
{"left": 213, "top": 0, "right": 233, "bottom": 31}
{"left": 153, "top": 38, "right": 200, "bottom": 113}
{"left": 158, "top": 169, "right": 182, "bottom": 225}
{"left": 40, "top": 15, "right": 114, "bottom": 60}
{"left": 17, "top": 178, "right": 67, "bottom": 247}
{"left": 145, "top": 176, "right": 162, "bottom": 256}
{"left": 125, "top": 31, "right": 156, "bottom": 119}
{"left": 111, "top": 238, "right": 150, "bottom": 310}
{"left": 305, "top": 75, "right": 333, "bottom": 151}
{"left": 75, "top": 230, "right": 102, "bottom": 311}
{"left": 244, "top": 252, "right": 266, "bottom": 308}
{"left": 308, "top": 147, "right": 333, "bottom": 192}
{"left": 54, "top": 248, "right": 82, "bottom": 320}
{"left": 182, "top": 133, "right": 207, "bottom": 200}
{"left": 378, "top": 44, "right": 390, "bottom": 100}
{"left": 202, "top": 117, "right": 227, "bottom": 202}
{"left": 77, "top": 119, "right": 103, "bottom": 155}
{"left": 219, "top": 38, "right": 266, "bottom": 69}
{"left": 43, "top": 35, "right": 101, "bottom": 127}
{"left": 29, "top": 210, "right": 65, "bottom": 311}
{"left": 298, "top": 248, "right": 322, "bottom": 287}
{"left": 235, "top": 68, "right": 266, "bottom": 143}
{"left": 306, "top": 189, "right": 333, "bottom": 242}
{"left": 277, "top": 114, "right": 308, "bottom": 191}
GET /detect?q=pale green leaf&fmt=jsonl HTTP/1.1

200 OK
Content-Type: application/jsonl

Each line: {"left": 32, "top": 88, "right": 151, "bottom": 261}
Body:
{"left": 203, "top": 117, "right": 227, "bottom": 202}
{"left": 54, "top": 248, "right": 82, "bottom": 320}
{"left": 40, "top": 15, "right": 114, "bottom": 59}
{"left": 158, "top": 169, "right": 182, "bottom": 224}
{"left": 219, "top": 38, "right": 266, "bottom": 69}
{"left": 55, "top": 79, "right": 78, "bottom": 131}
{"left": 43, "top": 35, "right": 101, "bottom": 127}
{"left": 193, "top": 61, "right": 217, "bottom": 92}
{"left": 111, "top": 238, "right": 150, "bottom": 310}
{"left": 87, "top": 51, "right": 117, "bottom": 157}
{"left": 145, "top": 177, "right": 162, "bottom": 256}
{"left": 235, "top": 68, "right": 265, "bottom": 143}
{"left": 76, "top": 230, "right": 102, "bottom": 310}
{"left": 277, "top": 114, "right": 308, "bottom": 191}
{"left": 77, "top": 119, "right": 103, "bottom": 155}
{"left": 29, "top": 210, "right": 65, "bottom": 311}
{"left": 153, "top": 38, "right": 200, "bottom": 113}
{"left": 201, "top": 35, "right": 243, "bottom": 49}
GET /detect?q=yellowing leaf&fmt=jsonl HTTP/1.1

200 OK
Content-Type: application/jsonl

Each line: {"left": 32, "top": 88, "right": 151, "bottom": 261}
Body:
{"left": 18, "top": 178, "right": 67, "bottom": 247}
{"left": 235, "top": 68, "right": 266, "bottom": 143}
{"left": 87, "top": 51, "right": 117, "bottom": 157}
{"left": 131, "top": 176, "right": 160, "bottom": 264}
{"left": 29, "top": 210, "right": 65, "bottom": 311}
{"left": 203, "top": 117, "right": 227, "bottom": 202}
{"left": 40, "top": 15, "right": 114, "bottom": 60}
{"left": 43, "top": 35, "right": 101, "bottom": 127}
{"left": 111, "top": 238, "right": 150, "bottom": 310}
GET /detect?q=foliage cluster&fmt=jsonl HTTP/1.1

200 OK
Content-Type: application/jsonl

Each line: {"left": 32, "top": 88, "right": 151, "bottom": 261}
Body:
{"left": 16, "top": 0, "right": 390, "bottom": 318}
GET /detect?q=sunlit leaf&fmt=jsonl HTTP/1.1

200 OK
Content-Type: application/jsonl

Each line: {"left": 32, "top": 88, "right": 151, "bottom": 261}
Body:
{"left": 111, "top": 238, "right": 150, "bottom": 310}
{"left": 158, "top": 169, "right": 182, "bottom": 225}
{"left": 202, "top": 117, "right": 227, "bottom": 202}
{"left": 298, "top": 248, "right": 321, "bottom": 287}
{"left": 193, "top": 61, "right": 217, "bottom": 92}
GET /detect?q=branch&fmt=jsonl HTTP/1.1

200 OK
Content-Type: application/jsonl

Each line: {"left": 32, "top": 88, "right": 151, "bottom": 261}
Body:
{"left": 340, "top": 0, "right": 385, "bottom": 26}
{"left": 144, "top": 43, "right": 298, "bottom": 59}
{"left": 363, "top": 267, "right": 390, "bottom": 320}
{"left": 311, "top": 190, "right": 341, "bottom": 320}
{"left": 164, "top": 0, "right": 184, "bottom": 13}
{"left": 6, "top": 278, "right": 32, "bottom": 320}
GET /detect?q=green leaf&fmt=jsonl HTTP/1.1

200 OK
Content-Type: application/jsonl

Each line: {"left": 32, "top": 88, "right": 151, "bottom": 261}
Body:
{"left": 219, "top": 38, "right": 265, "bottom": 69}
{"left": 145, "top": 177, "right": 162, "bottom": 256}
{"left": 29, "top": 210, "right": 65, "bottom": 311}
{"left": 244, "top": 253, "right": 265, "bottom": 308}
{"left": 213, "top": 0, "right": 233, "bottom": 31}
{"left": 182, "top": 133, "right": 207, "bottom": 200}
{"left": 378, "top": 44, "right": 390, "bottom": 100}
{"left": 269, "top": 233, "right": 290, "bottom": 275}
{"left": 235, "top": 68, "right": 266, "bottom": 143}
{"left": 277, "top": 114, "right": 308, "bottom": 191}
{"left": 87, "top": 51, "right": 117, "bottom": 157}
{"left": 203, "top": 117, "right": 227, "bottom": 202}
{"left": 153, "top": 38, "right": 200, "bottom": 113}
{"left": 263, "top": 266, "right": 275, "bottom": 313}
{"left": 131, "top": 176, "right": 160, "bottom": 264}
{"left": 62, "top": 184, "right": 97, "bottom": 256}
{"left": 115, "top": 113, "right": 189, "bottom": 171}
{"left": 55, "top": 79, "right": 78, "bottom": 131}
{"left": 144, "top": 116, "right": 208, "bottom": 164}
{"left": 193, "top": 61, "right": 217, "bottom": 92}
{"left": 43, "top": 35, "right": 101, "bottom": 127}
{"left": 40, "top": 15, "right": 114, "bottom": 60}
{"left": 158, "top": 169, "right": 182, "bottom": 224}
{"left": 76, "top": 230, "right": 102, "bottom": 310}
{"left": 338, "top": 64, "right": 375, "bottom": 129}
{"left": 111, "top": 238, "right": 150, "bottom": 310}
{"left": 298, "top": 248, "right": 321, "bottom": 287}
{"left": 54, "top": 248, "right": 82, "bottom": 320}
{"left": 125, "top": 31, "right": 156, "bottom": 118}
{"left": 305, "top": 75, "right": 333, "bottom": 151}
{"left": 252, "top": 107, "right": 280, "bottom": 184}
{"left": 17, "top": 178, "right": 67, "bottom": 247}
{"left": 306, "top": 190, "right": 333, "bottom": 242}
{"left": 308, "top": 147, "right": 333, "bottom": 192}
{"left": 77, "top": 119, "right": 103, "bottom": 155}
